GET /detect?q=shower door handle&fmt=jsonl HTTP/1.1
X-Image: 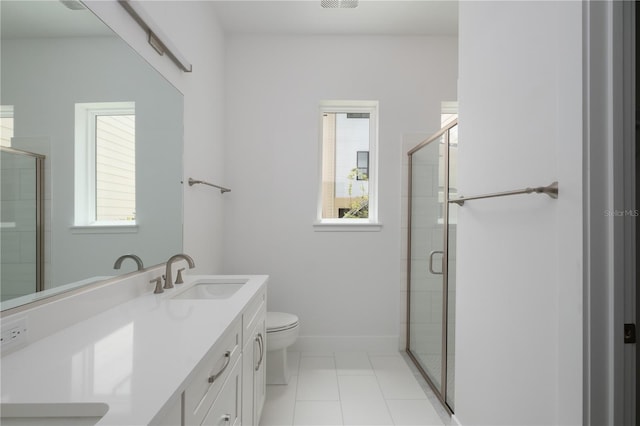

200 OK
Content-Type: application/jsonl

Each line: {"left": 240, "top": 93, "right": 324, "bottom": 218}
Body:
{"left": 428, "top": 250, "right": 444, "bottom": 275}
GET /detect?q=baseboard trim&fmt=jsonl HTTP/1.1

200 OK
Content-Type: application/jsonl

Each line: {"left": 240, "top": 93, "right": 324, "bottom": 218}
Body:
{"left": 290, "top": 335, "right": 399, "bottom": 353}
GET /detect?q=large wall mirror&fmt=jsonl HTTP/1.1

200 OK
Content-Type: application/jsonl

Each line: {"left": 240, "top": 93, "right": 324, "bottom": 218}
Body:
{"left": 0, "top": 0, "right": 184, "bottom": 311}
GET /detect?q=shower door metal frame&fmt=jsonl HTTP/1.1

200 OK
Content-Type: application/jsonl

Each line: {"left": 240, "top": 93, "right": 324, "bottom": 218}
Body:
{"left": 1, "top": 146, "right": 45, "bottom": 293}
{"left": 405, "top": 119, "right": 457, "bottom": 414}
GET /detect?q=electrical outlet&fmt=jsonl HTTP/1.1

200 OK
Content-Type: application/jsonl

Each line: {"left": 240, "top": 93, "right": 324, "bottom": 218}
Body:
{"left": 1, "top": 317, "right": 28, "bottom": 350}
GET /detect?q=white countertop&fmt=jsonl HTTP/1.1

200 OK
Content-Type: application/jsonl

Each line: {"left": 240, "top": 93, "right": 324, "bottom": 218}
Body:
{"left": 0, "top": 274, "right": 268, "bottom": 426}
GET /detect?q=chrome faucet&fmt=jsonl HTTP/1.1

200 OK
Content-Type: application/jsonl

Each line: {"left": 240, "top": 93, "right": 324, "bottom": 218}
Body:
{"left": 164, "top": 253, "right": 195, "bottom": 289}
{"left": 113, "top": 254, "right": 144, "bottom": 271}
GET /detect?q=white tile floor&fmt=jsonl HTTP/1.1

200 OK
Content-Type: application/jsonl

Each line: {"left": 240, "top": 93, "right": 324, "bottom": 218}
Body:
{"left": 259, "top": 351, "right": 449, "bottom": 426}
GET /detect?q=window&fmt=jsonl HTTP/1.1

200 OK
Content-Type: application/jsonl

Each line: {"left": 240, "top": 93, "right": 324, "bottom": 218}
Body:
{"left": 74, "top": 102, "right": 136, "bottom": 228}
{"left": 316, "top": 101, "right": 379, "bottom": 230}
{"left": 1, "top": 106, "right": 14, "bottom": 147}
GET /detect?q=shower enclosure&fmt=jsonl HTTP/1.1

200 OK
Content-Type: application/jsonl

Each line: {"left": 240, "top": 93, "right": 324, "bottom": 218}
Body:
{"left": 0, "top": 146, "right": 44, "bottom": 302}
{"left": 406, "top": 119, "right": 458, "bottom": 412}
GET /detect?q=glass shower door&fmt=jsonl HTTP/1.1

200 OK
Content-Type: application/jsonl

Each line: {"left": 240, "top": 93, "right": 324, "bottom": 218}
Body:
{"left": 408, "top": 131, "right": 446, "bottom": 389}
{"left": 407, "top": 120, "right": 456, "bottom": 412}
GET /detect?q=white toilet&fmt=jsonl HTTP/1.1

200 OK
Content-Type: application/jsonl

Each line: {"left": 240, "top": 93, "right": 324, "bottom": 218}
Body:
{"left": 265, "top": 312, "right": 300, "bottom": 385}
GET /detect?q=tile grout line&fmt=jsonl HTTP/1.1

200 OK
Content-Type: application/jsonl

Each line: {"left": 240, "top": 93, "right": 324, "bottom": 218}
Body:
{"left": 368, "top": 352, "right": 398, "bottom": 426}
{"left": 333, "top": 352, "right": 346, "bottom": 426}
{"left": 291, "top": 352, "right": 301, "bottom": 426}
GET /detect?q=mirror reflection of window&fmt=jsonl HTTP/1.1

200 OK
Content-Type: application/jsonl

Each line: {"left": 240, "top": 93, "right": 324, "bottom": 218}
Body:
{"left": 74, "top": 102, "right": 136, "bottom": 226}
{"left": 0, "top": 105, "right": 14, "bottom": 147}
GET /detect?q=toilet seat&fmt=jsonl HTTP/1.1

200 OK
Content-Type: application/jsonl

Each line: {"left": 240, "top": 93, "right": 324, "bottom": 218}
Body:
{"left": 265, "top": 311, "right": 299, "bottom": 385}
{"left": 267, "top": 312, "right": 299, "bottom": 333}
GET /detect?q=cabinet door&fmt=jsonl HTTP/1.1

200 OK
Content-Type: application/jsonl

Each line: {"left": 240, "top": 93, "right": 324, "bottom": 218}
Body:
{"left": 253, "top": 314, "right": 266, "bottom": 423}
{"left": 241, "top": 306, "right": 266, "bottom": 426}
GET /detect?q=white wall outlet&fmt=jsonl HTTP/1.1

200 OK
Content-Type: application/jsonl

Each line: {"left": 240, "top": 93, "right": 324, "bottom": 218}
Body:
{"left": 1, "top": 317, "right": 28, "bottom": 351}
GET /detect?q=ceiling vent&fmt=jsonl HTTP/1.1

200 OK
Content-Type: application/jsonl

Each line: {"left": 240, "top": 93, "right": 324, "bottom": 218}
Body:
{"left": 321, "top": 0, "right": 358, "bottom": 8}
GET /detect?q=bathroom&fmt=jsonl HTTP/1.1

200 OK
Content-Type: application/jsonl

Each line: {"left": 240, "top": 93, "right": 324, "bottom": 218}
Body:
{"left": 0, "top": 1, "right": 636, "bottom": 426}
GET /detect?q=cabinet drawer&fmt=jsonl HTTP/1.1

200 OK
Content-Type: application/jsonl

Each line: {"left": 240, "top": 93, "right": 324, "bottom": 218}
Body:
{"left": 184, "top": 319, "right": 241, "bottom": 426}
{"left": 243, "top": 288, "right": 266, "bottom": 346}
{"left": 201, "top": 357, "right": 241, "bottom": 426}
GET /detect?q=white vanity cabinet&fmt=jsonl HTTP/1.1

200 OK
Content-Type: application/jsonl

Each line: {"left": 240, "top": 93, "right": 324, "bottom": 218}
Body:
{"left": 150, "top": 284, "right": 267, "bottom": 426}
{"left": 0, "top": 274, "right": 270, "bottom": 426}
{"left": 241, "top": 289, "right": 267, "bottom": 426}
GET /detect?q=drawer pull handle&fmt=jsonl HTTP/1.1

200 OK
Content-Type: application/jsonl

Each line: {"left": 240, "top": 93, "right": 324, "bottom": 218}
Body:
{"left": 222, "top": 414, "right": 231, "bottom": 423}
{"left": 208, "top": 351, "right": 231, "bottom": 383}
{"left": 255, "top": 333, "right": 265, "bottom": 371}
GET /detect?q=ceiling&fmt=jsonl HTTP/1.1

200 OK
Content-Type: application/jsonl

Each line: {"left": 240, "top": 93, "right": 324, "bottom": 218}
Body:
{"left": 211, "top": 1, "right": 458, "bottom": 36}
{"left": 1, "top": 1, "right": 114, "bottom": 39}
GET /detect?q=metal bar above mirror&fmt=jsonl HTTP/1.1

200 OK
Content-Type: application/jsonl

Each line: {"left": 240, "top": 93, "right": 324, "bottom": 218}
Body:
{"left": 118, "top": 0, "right": 193, "bottom": 72}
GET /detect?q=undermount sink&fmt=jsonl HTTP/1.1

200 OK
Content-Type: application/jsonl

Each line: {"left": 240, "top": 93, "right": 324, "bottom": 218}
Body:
{"left": 171, "top": 278, "right": 248, "bottom": 300}
{"left": 0, "top": 402, "right": 109, "bottom": 426}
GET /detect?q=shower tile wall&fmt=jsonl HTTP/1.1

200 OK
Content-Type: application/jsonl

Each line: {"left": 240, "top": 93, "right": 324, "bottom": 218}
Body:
{"left": 1, "top": 137, "right": 52, "bottom": 302}
{"left": 13, "top": 137, "right": 52, "bottom": 291}
{"left": 400, "top": 134, "right": 425, "bottom": 349}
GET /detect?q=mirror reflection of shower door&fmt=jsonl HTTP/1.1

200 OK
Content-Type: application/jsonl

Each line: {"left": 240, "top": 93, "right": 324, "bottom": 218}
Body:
{"left": 407, "top": 120, "right": 457, "bottom": 413}
{"left": 0, "top": 147, "right": 44, "bottom": 302}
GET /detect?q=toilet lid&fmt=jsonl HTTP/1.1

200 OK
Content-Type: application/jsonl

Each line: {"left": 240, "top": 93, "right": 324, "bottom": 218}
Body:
{"left": 267, "top": 312, "right": 299, "bottom": 333}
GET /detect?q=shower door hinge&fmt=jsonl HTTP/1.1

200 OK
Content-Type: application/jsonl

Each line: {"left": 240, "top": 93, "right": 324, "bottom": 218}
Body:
{"left": 624, "top": 323, "right": 636, "bottom": 344}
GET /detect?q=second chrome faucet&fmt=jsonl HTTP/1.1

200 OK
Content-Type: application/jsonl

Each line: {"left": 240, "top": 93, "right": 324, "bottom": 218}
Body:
{"left": 164, "top": 253, "right": 195, "bottom": 289}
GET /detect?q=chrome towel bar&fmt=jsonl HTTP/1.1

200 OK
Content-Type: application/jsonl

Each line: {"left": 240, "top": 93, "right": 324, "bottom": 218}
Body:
{"left": 188, "top": 178, "right": 231, "bottom": 194}
{"left": 449, "top": 181, "right": 558, "bottom": 206}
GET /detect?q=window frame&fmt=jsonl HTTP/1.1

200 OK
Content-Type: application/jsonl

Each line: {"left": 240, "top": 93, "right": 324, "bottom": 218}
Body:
{"left": 1, "top": 105, "right": 15, "bottom": 147}
{"left": 356, "top": 151, "right": 369, "bottom": 181}
{"left": 314, "top": 100, "right": 381, "bottom": 231}
{"left": 73, "top": 102, "right": 137, "bottom": 231}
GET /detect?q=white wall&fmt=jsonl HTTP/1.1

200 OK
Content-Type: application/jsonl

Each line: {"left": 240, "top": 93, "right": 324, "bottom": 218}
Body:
{"left": 86, "top": 0, "right": 227, "bottom": 274}
{"left": 456, "top": 1, "right": 583, "bottom": 424}
{"left": 222, "top": 35, "right": 457, "bottom": 350}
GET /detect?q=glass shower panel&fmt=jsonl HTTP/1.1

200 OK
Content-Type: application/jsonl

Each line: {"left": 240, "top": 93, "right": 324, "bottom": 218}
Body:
{"left": 0, "top": 148, "right": 41, "bottom": 302}
{"left": 408, "top": 134, "right": 445, "bottom": 390}
{"left": 445, "top": 124, "right": 458, "bottom": 409}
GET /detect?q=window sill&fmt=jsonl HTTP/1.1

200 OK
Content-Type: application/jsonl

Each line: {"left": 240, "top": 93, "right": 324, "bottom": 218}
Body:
{"left": 70, "top": 223, "right": 138, "bottom": 234}
{"left": 313, "top": 221, "right": 383, "bottom": 232}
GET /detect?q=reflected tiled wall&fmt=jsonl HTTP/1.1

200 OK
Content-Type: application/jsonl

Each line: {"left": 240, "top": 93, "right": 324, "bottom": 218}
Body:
{"left": 1, "top": 151, "right": 37, "bottom": 300}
